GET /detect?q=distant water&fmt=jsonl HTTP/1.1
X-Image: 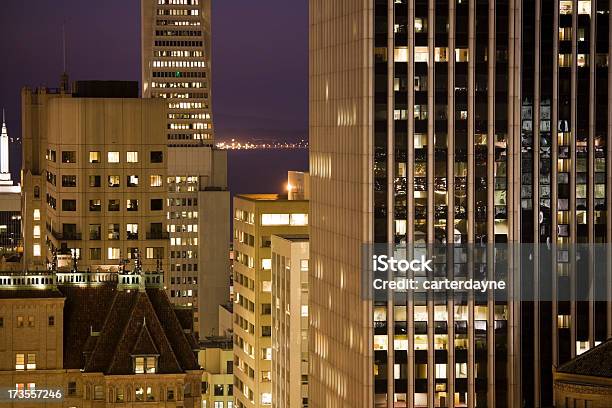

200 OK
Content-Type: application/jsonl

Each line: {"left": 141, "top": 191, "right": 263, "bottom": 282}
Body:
{"left": 227, "top": 149, "right": 309, "bottom": 196}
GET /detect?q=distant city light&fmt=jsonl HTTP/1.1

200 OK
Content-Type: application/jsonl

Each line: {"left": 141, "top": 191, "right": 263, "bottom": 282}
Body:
{"left": 215, "top": 139, "right": 309, "bottom": 150}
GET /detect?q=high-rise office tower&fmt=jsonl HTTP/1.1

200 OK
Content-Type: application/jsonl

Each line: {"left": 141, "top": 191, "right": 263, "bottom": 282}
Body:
{"left": 232, "top": 193, "right": 309, "bottom": 408}
{"left": 271, "top": 234, "right": 310, "bottom": 408}
{"left": 142, "top": 0, "right": 212, "bottom": 146}
{"left": 309, "top": 1, "right": 611, "bottom": 407}
{"left": 142, "top": 0, "right": 230, "bottom": 338}
{"left": 21, "top": 81, "right": 169, "bottom": 274}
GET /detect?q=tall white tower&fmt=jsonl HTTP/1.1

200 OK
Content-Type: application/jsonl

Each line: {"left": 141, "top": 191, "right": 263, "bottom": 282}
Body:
{"left": 0, "top": 109, "right": 12, "bottom": 185}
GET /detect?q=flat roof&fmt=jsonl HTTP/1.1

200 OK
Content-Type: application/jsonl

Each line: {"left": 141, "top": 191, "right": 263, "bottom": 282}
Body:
{"left": 235, "top": 193, "right": 308, "bottom": 203}
{"left": 274, "top": 234, "right": 309, "bottom": 242}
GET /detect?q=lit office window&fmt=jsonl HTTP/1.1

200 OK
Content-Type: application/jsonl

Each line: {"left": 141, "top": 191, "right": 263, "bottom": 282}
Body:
{"left": 261, "top": 214, "right": 290, "bottom": 226}
{"left": 15, "top": 354, "right": 25, "bottom": 370}
{"left": 107, "top": 151, "right": 120, "bottom": 163}
{"left": 33, "top": 225, "right": 40, "bottom": 238}
{"left": 33, "top": 209, "right": 40, "bottom": 221}
{"left": 108, "top": 247, "right": 120, "bottom": 260}
{"left": 33, "top": 244, "right": 41, "bottom": 257}
{"left": 150, "top": 175, "right": 163, "bottom": 187}
{"left": 261, "top": 393, "right": 272, "bottom": 405}
{"left": 394, "top": 47, "right": 408, "bottom": 62}
{"left": 89, "top": 151, "right": 101, "bottom": 163}
{"left": 126, "top": 151, "right": 139, "bottom": 163}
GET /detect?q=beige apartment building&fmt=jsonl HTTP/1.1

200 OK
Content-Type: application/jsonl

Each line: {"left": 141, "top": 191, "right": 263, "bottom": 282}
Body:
{"left": 232, "top": 194, "right": 308, "bottom": 408}
{"left": 142, "top": 0, "right": 230, "bottom": 338}
{"left": 271, "top": 235, "right": 309, "bottom": 408}
{"left": 21, "top": 81, "right": 169, "bottom": 274}
{"left": 0, "top": 268, "right": 202, "bottom": 408}
{"left": 199, "top": 338, "right": 235, "bottom": 408}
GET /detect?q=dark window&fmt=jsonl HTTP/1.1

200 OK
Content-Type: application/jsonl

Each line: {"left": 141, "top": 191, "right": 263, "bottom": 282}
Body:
{"left": 89, "top": 224, "right": 101, "bottom": 240}
{"left": 90, "top": 248, "right": 101, "bottom": 260}
{"left": 214, "top": 384, "right": 224, "bottom": 396}
{"left": 89, "top": 200, "right": 101, "bottom": 212}
{"left": 150, "top": 151, "right": 164, "bottom": 163}
{"left": 89, "top": 175, "right": 101, "bottom": 187}
{"left": 62, "top": 223, "right": 78, "bottom": 239}
{"left": 108, "top": 200, "right": 120, "bottom": 211}
{"left": 48, "top": 316, "right": 54, "bottom": 326}
{"left": 0, "top": 317, "right": 3, "bottom": 328}
{"left": 150, "top": 199, "right": 163, "bottom": 211}
{"left": 261, "top": 304, "right": 271, "bottom": 315}
{"left": 262, "top": 326, "right": 271, "bottom": 337}
{"left": 61, "top": 175, "right": 77, "bottom": 187}
{"left": 67, "top": 382, "right": 77, "bottom": 396}
{"left": 61, "top": 151, "right": 77, "bottom": 163}
{"left": 62, "top": 200, "right": 77, "bottom": 211}
{"left": 226, "top": 361, "right": 233, "bottom": 374}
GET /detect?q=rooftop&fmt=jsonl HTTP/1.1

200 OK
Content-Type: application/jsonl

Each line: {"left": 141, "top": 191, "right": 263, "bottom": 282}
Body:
{"left": 274, "top": 234, "right": 309, "bottom": 242}
{"left": 0, "top": 269, "right": 199, "bottom": 375}
{"left": 557, "top": 339, "right": 612, "bottom": 378}
{"left": 200, "top": 336, "right": 233, "bottom": 350}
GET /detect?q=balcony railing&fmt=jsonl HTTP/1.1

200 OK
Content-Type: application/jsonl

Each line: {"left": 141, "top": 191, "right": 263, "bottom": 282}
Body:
{"left": 50, "top": 229, "right": 82, "bottom": 241}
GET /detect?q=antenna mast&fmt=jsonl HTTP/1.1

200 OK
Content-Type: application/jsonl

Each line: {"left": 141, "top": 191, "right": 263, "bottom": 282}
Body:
{"left": 60, "top": 22, "right": 69, "bottom": 93}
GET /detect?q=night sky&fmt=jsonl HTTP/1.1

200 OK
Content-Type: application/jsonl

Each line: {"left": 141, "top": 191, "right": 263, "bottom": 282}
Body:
{"left": 0, "top": 0, "right": 308, "bottom": 191}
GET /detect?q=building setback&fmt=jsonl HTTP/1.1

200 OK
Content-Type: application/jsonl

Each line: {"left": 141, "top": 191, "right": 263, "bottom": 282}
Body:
{"left": 309, "top": 1, "right": 611, "bottom": 408}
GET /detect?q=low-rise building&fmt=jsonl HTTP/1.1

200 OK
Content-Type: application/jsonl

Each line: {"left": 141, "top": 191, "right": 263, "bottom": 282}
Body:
{"left": 200, "top": 337, "right": 234, "bottom": 408}
{"left": 553, "top": 339, "right": 612, "bottom": 408}
{"left": 0, "top": 268, "right": 202, "bottom": 407}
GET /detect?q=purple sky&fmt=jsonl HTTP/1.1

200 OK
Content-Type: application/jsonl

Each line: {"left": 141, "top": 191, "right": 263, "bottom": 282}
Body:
{"left": 0, "top": 0, "right": 308, "bottom": 181}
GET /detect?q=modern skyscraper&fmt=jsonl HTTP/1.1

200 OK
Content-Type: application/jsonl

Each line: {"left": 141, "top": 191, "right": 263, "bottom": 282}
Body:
{"left": 21, "top": 81, "right": 169, "bottom": 274}
{"left": 271, "top": 234, "right": 310, "bottom": 408}
{"left": 142, "top": 0, "right": 230, "bottom": 338}
{"left": 232, "top": 193, "right": 309, "bottom": 408}
{"left": 142, "top": 0, "right": 213, "bottom": 146}
{"left": 309, "top": 1, "right": 611, "bottom": 407}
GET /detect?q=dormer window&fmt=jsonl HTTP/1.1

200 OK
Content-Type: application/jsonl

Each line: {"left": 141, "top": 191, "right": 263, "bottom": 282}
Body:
{"left": 134, "top": 356, "right": 157, "bottom": 374}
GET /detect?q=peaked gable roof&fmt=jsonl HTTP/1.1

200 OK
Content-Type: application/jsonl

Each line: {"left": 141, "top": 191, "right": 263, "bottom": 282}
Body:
{"left": 131, "top": 320, "right": 160, "bottom": 356}
{"left": 59, "top": 283, "right": 199, "bottom": 374}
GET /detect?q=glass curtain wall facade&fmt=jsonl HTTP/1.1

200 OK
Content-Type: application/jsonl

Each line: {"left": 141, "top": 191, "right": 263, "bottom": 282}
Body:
{"left": 309, "top": 0, "right": 611, "bottom": 407}
{"left": 371, "top": 0, "right": 513, "bottom": 406}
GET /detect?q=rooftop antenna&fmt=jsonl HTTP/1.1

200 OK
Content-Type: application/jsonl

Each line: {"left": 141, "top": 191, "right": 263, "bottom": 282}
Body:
{"left": 60, "top": 22, "right": 70, "bottom": 93}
